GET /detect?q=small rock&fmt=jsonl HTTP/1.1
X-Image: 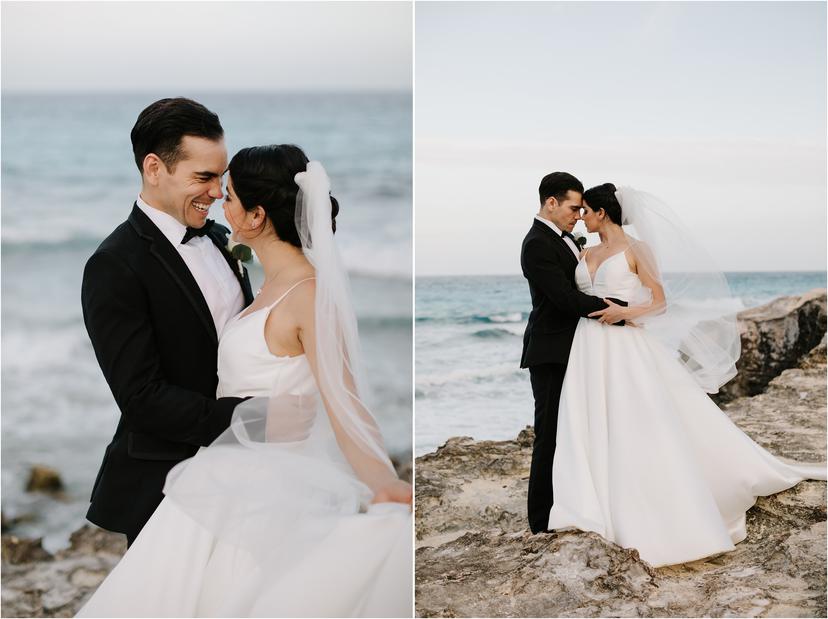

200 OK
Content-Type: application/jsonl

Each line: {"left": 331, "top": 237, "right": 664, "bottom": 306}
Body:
{"left": 69, "top": 567, "right": 108, "bottom": 588}
{"left": 1, "top": 535, "right": 53, "bottom": 564}
{"left": 41, "top": 585, "right": 78, "bottom": 611}
{"left": 60, "top": 525, "right": 126, "bottom": 557}
{"left": 25, "top": 465, "right": 64, "bottom": 494}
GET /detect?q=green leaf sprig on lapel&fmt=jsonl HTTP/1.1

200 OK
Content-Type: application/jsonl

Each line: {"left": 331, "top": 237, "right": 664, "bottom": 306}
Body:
{"left": 227, "top": 238, "right": 253, "bottom": 263}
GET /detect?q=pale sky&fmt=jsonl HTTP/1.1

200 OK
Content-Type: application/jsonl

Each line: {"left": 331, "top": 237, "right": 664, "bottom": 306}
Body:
{"left": 416, "top": 1, "right": 827, "bottom": 274}
{"left": 1, "top": 1, "right": 412, "bottom": 91}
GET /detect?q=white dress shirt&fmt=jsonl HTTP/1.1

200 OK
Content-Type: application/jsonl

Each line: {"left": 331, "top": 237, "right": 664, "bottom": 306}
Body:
{"left": 137, "top": 196, "right": 245, "bottom": 336}
{"left": 534, "top": 215, "right": 579, "bottom": 257}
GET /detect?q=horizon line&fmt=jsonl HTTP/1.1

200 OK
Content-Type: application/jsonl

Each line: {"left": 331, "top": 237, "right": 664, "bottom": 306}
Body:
{"left": 417, "top": 270, "right": 828, "bottom": 278}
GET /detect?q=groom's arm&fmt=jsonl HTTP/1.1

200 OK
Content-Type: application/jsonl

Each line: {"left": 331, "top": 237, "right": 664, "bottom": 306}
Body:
{"left": 82, "top": 250, "right": 242, "bottom": 446}
{"left": 522, "top": 238, "right": 615, "bottom": 318}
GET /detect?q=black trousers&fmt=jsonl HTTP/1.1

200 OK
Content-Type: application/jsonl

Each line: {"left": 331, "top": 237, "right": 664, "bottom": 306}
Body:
{"left": 527, "top": 362, "right": 567, "bottom": 534}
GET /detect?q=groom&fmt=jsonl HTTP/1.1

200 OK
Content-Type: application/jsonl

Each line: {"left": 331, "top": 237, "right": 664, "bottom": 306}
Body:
{"left": 81, "top": 98, "right": 254, "bottom": 546}
{"left": 520, "top": 171, "right": 626, "bottom": 534}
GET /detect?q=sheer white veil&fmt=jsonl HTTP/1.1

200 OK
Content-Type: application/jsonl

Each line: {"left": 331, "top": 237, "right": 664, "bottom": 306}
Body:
{"left": 293, "top": 161, "right": 396, "bottom": 473}
{"left": 614, "top": 186, "right": 742, "bottom": 393}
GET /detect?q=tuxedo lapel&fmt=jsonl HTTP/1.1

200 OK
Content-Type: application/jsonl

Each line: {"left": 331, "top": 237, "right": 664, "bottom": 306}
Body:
{"left": 206, "top": 228, "right": 255, "bottom": 307}
{"left": 532, "top": 219, "right": 578, "bottom": 265}
{"left": 127, "top": 205, "right": 218, "bottom": 344}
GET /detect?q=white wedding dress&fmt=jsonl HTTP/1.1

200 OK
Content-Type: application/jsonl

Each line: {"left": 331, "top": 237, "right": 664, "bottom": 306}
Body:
{"left": 548, "top": 251, "right": 826, "bottom": 567}
{"left": 78, "top": 284, "right": 412, "bottom": 617}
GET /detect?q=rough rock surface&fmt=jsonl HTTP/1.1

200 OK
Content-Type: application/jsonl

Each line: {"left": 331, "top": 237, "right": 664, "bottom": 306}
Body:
{"left": 719, "top": 289, "right": 826, "bottom": 402}
{"left": 1, "top": 526, "right": 125, "bottom": 618}
{"left": 1, "top": 454, "right": 412, "bottom": 618}
{"left": 416, "top": 290, "right": 827, "bottom": 618}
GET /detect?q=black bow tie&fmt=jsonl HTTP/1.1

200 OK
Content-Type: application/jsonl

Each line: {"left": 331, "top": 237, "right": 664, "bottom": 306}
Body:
{"left": 181, "top": 220, "right": 215, "bottom": 244}
{"left": 561, "top": 230, "right": 575, "bottom": 241}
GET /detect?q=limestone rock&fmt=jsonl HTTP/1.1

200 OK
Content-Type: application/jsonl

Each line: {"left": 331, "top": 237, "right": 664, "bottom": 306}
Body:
{"left": 392, "top": 452, "right": 414, "bottom": 483}
{"left": 2, "top": 536, "right": 52, "bottom": 565}
{"left": 1, "top": 526, "right": 125, "bottom": 617}
{"left": 25, "top": 465, "right": 65, "bottom": 494}
{"left": 416, "top": 291, "right": 827, "bottom": 617}
{"left": 58, "top": 525, "right": 126, "bottom": 559}
{"left": 800, "top": 333, "right": 827, "bottom": 369}
{"left": 1, "top": 511, "right": 36, "bottom": 534}
{"left": 719, "top": 289, "right": 826, "bottom": 401}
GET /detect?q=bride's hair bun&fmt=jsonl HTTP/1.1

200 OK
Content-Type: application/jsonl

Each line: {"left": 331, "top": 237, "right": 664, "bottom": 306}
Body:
{"left": 228, "top": 144, "right": 338, "bottom": 247}
{"left": 583, "top": 182, "right": 623, "bottom": 226}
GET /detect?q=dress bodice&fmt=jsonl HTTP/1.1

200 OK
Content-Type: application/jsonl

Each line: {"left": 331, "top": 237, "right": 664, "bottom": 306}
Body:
{"left": 216, "top": 280, "right": 316, "bottom": 399}
{"left": 575, "top": 250, "right": 650, "bottom": 303}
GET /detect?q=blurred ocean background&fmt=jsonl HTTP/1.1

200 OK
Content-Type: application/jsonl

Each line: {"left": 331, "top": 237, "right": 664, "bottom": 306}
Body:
{"left": 416, "top": 272, "right": 827, "bottom": 456}
{"left": 1, "top": 92, "right": 412, "bottom": 550}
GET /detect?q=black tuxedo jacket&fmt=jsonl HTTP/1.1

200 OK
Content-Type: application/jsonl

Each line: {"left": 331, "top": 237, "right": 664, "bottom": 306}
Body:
{"left": 81, "top": 204, "right": 255, "bottom": 538}
{"left": 520, "top": 218, "right": 609, "bottom": 368}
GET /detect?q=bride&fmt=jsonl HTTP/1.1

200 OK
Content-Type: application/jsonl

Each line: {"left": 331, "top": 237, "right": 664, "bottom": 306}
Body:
{"left": 547, "top": 182, "right": 826, "bottom": 568}
{"left": 78, "top": 145, "right": 412, "bottom": 617}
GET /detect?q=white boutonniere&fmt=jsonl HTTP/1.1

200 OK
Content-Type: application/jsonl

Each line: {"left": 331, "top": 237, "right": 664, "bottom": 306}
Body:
{"left": 226, "top": 237, "right": 253, "bottom": 277}
{"left": 572, "top": 232, "right": 587, "bottom": 251}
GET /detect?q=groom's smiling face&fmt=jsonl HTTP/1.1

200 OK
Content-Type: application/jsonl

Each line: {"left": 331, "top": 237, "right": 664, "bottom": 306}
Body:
{"left": 150, "top": 135, "right": 228, "bottom": 228}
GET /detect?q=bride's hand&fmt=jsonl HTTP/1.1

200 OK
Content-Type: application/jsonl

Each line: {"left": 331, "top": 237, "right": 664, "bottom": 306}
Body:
{"left": 589, "top": 299, "right": 628, "bottom": 325}
{"left": 371, "top": 479, "right": 412, "bottom": 506}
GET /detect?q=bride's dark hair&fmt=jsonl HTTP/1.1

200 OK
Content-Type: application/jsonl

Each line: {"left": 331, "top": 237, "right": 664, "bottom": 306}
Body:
{"left": 228, "top": 144, "right": 339, "bottom": 247}
{"left": 583, "top": 183, "right": 623, "bottom": 226}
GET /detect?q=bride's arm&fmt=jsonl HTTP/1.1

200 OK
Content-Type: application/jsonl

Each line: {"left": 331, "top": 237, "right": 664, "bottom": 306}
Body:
{"left": 616, "top": 247, "right": 666, "bottom": 323}
{"left": 280, "top": 282, "right": 411, "bottom": 505}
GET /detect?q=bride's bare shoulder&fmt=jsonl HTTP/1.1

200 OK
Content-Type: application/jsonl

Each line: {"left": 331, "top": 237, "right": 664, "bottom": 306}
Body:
{"left": 280, "top": 275, "right": 317, "bottom": 323}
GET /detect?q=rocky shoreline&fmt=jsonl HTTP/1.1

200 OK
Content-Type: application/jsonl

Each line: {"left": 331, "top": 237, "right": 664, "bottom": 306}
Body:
{"left": 416, "top": 289, "right": 827, "bottom": 618}
{"left": 1, "top": 455, "right": 412, "bottom": 618}
{"left": 2, "top": 290, "right": 825, "bottom": 618}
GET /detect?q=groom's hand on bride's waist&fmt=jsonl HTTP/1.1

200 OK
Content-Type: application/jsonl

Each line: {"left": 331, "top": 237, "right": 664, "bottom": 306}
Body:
{"left": 588, "top": 298, "right": 628, "bottom": 326}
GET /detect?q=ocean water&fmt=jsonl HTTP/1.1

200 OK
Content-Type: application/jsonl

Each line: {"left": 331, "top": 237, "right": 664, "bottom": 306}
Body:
{"left": 415, "top": 272, "right": 827, "bottom": 456}
{"left": 1, "top": 92, "right": 412, "bottom": 549}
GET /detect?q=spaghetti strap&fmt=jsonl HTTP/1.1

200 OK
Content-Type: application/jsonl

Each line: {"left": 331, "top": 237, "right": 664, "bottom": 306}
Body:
{"left": 266, "top": 277, "right": 316, "bottom": 309}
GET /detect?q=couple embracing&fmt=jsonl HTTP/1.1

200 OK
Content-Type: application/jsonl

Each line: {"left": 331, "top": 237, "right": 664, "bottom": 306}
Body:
{"left": 521, "top": 171, "right": 825, "bottom": 567}
{"left": 78, "top": 98, "right": 411, "bottom": 616}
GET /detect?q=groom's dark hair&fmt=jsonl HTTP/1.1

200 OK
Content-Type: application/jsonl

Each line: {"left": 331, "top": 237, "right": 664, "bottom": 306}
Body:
{"left": 539, "top": 172, "right": 583, "bottom": 205}
{"left": 131, "top": 98, "right": 224, "bottom": 173}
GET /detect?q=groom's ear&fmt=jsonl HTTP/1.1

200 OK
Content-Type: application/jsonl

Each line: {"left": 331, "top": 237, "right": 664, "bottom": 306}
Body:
{"left": 142, "top": 153, "right": 163, "bottom": 185}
